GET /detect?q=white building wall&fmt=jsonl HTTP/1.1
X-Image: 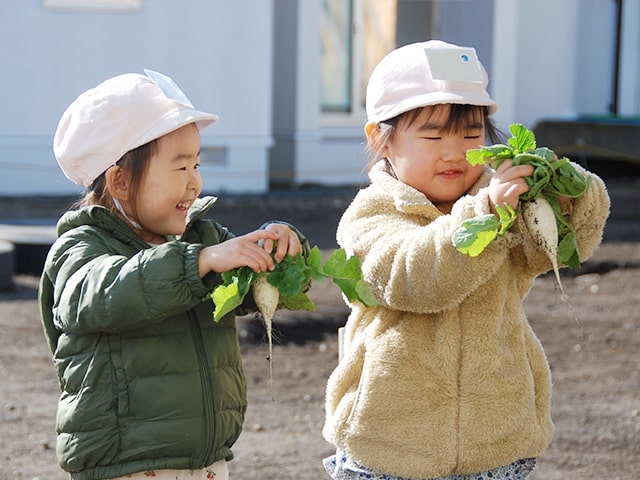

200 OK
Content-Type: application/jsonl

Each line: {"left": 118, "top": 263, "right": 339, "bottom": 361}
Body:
{"left": 292, "top": 0, "right": 367, "bottom": 187}
{"left": 271, "top": 0, "right": 369, "bottom": 188}
{"left": 0, "top": 0, "right": 274, "bottom": 196}
{"left": 279, "top": 0, "right": 634, "bottom": 190}
{"left": 491, "top": 0, "right": 636, "bottom": 130}
{"left": 619, "top": 0, "right": 640, "bottom": 115}
{"left": 574, "top": 0, "right": 618, "bottom": 115}
{"left": 0, "top": 0, "right": 638, "bottom": 197}
{"left": 492, "top": 0, "right": 587, "bottom": 130}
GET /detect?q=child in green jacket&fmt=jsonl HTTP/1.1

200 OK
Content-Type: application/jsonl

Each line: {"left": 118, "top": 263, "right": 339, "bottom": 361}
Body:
{"left": 39, "top": 70, "right": 306, "bottom": 480}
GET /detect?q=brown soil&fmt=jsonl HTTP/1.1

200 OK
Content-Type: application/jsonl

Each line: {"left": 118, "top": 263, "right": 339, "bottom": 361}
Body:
{"left": 1, "top": 176, "right": 639, "bottom": 480}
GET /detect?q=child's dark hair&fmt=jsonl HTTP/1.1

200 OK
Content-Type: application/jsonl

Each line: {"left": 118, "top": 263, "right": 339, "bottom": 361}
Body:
{"left": 74, "top": 140, "right": 157, "bottom": 216}
{"left": 366, "top": 104, "right": 503, "bottom": 173}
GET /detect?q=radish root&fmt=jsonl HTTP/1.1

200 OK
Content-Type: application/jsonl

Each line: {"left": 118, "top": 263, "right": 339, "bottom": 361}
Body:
{"left": 523, "top": 197, "right": 582, "bottom": 339}
{"left": 523, "top": 197, "right": 565, "bottom": 295}
{"left": 252, "top": 275, "right": 279, "bottom": 399}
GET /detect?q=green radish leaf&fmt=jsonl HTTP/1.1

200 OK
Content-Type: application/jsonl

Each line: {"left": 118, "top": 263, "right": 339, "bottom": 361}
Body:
{"left": 530, "top": 147, "right": 555, "bottom": 163}
{"left": 496, "top": 204, "right": 517, "bottom": 235}
{"left": 466, "top": 144, "right": 512, "bottom": 166}
{"left": 557, "top": 230, "right": 581, "bottom": 269}
{"left": 354, "top": 279, "right": 380, "bottom": 307}
{"left": 454, "top": 230, "right": 498, "bottom": 257}
{"left": 332, "top": 277, "right": 362, "bottom": 304}
{"left": 465, "top": 149, "right": 487, "bottom": 166}
{"left": 323, "top": 248, "right": 361, "bottom": 279}
{"left": 278, "top": 291, "right": 316, "bottom": 311}
{"left": 208, "top": 246, "right": 379, "bottom": 322}
{"left": 544, "top": 195, "right": 581, "bottom": 266}
{"left": 452, "top": 205, "right": 516, "bottom": 257}
{"left": 458, "top": 123, "right": 591, "bottom": 268}
{"left": 307, "top": 246, "right": 328, "bottom": 281}
{"left": 321, "top": 248, "right": 379, "bottom": 307}
{"left": 508, "top": 123, "right": 536, "bottom": 152}
{"left": 212, "top": 278, "right": 243, "bottom": 322}
{"left": 554, "top": 157, "right": 570, "bottom": 172}
{"left": 214, "top": 267, "right": 259, "bottom": 321}
{"left": 452, "top": 214, "right": 500, "bottom": 257}
{"left": 267, "top": 260, "right": 306, "bottom": 298}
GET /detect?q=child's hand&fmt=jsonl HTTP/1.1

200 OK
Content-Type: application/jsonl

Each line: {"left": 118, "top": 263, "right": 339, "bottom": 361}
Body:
{"left": 488, "top": 160, "right": 534, "bottom": 214}
{"left": 199, "top": 230, "right": 280, "bottom": 276}
{"left": 262, "top": 223, "right": 303, "bottom": 262}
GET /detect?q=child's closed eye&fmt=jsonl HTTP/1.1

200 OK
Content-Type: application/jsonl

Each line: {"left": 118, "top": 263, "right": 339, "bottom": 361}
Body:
{"left": 177, "top": 163, "right": 200, "bottom": 171}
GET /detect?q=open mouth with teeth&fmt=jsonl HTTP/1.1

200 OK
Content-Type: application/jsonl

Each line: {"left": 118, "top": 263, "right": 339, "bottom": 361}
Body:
{"left": 438, "top": 169, "right": 463, "bottom": 178}
{"left": 176, "top": 200, "right": 192, "bottom": 212}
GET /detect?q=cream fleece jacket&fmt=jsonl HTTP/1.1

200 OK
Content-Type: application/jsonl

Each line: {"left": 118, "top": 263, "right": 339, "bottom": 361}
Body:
{"left": 323, "top": 161, "right": 610, "bottom": 479}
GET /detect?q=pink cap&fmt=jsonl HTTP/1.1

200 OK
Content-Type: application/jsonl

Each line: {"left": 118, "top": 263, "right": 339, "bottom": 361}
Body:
{"left": 54, "top": 70, "right": 219, "bottom": 188}
{"left": 366, "top": 40, "right": 498, "bottom": 124}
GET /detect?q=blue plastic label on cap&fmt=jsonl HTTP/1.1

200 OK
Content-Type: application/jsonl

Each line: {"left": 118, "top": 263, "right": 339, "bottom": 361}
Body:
{"left": 424, "top": 47, "right": 483, "bottom": 82}
{"left": 144, "top": 69, "right": 195, "bottom": 107}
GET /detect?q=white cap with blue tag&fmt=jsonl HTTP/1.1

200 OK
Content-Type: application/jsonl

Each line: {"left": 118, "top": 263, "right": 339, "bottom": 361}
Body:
{"left": 365, "top": 40, "right": 498, "bottom": 124}
{"left": 54, "top": 69, "right": 219, "bottom": 188}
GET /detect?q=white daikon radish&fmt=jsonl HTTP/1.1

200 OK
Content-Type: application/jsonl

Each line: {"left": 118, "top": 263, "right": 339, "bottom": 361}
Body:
{"left": 252, "top": 275, "right": 279, "bottom": 396}
{"left": 523, "top": 196, "right": 582, "bottom": 338}
{"left": 522, "top": 196, "right": 565, "bottom": 296}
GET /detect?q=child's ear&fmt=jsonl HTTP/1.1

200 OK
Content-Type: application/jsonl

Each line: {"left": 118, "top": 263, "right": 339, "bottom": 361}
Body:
{"left": 364, "top": 122, "right": 379, "bottom": 147}
{"left": 365, "top": 122, "right": 389, "bottom": 157}
{"left": 105, "top": 166, "right": 130, "bottom": 201}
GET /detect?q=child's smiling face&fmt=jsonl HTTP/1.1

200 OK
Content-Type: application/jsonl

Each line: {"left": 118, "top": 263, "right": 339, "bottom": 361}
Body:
{"left": 381, "top": 104, "right": 486, "bottom": 213}
{"left": 132, "top": 123, "right": 203, "bottom": 242}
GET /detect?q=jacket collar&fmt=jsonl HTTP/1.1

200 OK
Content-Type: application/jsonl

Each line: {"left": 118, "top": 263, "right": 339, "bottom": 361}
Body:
{"left": 56, "top": 195, "right": 219, "bottom": 244}
{"left": 369, "top": 160, "right": 492, "bottom": 217}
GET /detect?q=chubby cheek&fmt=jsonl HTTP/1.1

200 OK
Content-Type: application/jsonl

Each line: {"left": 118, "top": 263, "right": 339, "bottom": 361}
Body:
{"left": 194, "top": 176, "right": 203, "bottom": 197}
{"left": 466, "top": 164, "right": 485, "bottom": 188}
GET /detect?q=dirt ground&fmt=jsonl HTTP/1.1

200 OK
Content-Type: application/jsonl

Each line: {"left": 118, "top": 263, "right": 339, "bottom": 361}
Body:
{"left": 1, "top": 174, "right": 639, "bottom": 480}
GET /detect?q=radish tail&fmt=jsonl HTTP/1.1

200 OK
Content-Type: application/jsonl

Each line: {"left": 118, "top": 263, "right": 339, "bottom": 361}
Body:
{"left": 523, "top": 198, "right": 583, "bottom": 340}
{"left": 252, "top": 275, "right": 279, "bottom": 400}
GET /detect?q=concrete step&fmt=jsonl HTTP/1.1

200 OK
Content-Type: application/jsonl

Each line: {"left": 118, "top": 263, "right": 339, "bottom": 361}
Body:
{"left": 0, "top": 240, "right": 15, "bottom": 290}
{"left": 0, "top": 220, "right": 57, "bottom": 275}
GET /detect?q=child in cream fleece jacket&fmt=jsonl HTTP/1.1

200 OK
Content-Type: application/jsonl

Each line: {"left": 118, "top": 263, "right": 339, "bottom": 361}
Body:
{"left": 322, "top": 40, "right": 610, "bottom": 480}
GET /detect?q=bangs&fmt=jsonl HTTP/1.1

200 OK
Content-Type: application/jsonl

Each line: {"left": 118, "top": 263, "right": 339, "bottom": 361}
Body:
{"left": 367, "top": 103, "right": 502, "bottom": 173}
{"left": 399, "top": 104, "right": 487, "bottom": 134}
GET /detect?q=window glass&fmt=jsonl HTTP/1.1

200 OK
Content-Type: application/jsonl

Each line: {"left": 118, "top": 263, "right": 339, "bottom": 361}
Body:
{"left": 360, "top": 1, "right": 397, "bottom": 110}
{"left": 321, "top": 0, "right": 353, "bottom": 112}
{"left": 321, "top": 0, "right": 397, "bottom": 115}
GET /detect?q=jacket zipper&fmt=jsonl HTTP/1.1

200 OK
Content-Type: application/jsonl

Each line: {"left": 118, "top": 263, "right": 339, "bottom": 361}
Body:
{"left": 188, "top": 309, "right": 216, "bottom": 466}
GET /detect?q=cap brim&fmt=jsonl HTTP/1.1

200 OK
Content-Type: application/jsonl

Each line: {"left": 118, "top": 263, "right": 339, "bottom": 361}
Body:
{"left": 370, "top": 90, "right": 498, "bottom": 123}
{"left": 191, "top": 110, "right": 219, "bottom": 131}
{"left": 132, "top": 107, "right": 219, "bottom": 150}
{"left": 92, "top": 108, "right": 219, "bottom": 188}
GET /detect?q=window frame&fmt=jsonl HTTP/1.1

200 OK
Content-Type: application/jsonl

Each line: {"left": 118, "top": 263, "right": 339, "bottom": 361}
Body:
{"left": 321, "top": 0, "right": 370, "bottom": 126}
{"left": 321, "top": 0, "right": 402, "bottom": 127}
{"left": 43, "top": 0, "right": 142, "bottom": 12}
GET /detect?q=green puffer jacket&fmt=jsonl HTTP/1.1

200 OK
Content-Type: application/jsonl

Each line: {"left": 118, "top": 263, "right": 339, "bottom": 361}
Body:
{"left": 38, "top": 196, "right": 293, "bottom": 480}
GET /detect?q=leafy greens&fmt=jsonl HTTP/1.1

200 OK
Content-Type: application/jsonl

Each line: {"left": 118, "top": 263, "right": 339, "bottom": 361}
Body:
{"left": 453, "top": 123, "right": 591, "bottom": 268}
{"left": 209, "top": 246, "right": 378, "bottom": 322}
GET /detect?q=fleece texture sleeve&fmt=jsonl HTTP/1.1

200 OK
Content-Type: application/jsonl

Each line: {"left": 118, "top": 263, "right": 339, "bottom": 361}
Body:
{"left": 337, "top": 170, "right": 522, "bottom": 314}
